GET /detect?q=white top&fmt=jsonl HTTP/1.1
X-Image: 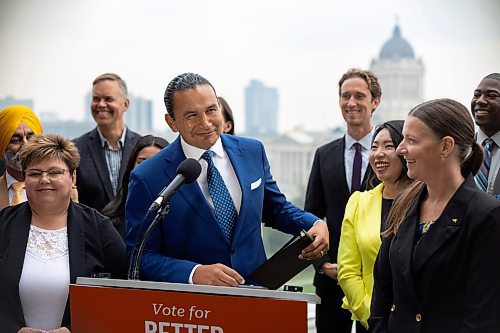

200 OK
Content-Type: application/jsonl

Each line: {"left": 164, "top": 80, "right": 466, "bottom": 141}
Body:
{"left": 344, "top": 131, "right": 373, "bottom": 192}
{"left": 19, "top": 225, "right": 70, "bottom": 331}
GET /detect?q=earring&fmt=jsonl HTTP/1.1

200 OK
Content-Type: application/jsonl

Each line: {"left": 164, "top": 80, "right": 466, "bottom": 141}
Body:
{"left": 440, "top": 153, "right": 445, "bottom": 160}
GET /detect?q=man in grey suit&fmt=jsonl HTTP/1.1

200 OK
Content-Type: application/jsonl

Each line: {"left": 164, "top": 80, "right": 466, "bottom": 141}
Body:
{"left": 472, "top": 73, "right": 500, "bottom": 199}
{"left": 74, "top": 73, "right": 140, "bottom": 211}
{"left": 305, "top": 68, "right": 381, "bottom": 333}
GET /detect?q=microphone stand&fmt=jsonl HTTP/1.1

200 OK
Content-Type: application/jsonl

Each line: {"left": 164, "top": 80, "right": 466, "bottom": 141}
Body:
{"left": 130, "top": 200, "right": 170, "bottom": 280}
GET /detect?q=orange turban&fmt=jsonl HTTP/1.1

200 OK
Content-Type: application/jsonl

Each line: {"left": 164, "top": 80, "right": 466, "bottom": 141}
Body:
{"left": 0, "top": 105, "right": 43, "bottom": 157}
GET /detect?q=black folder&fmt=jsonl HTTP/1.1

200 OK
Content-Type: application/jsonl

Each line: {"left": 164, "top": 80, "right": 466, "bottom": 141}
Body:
{"left": 249, "top": 230, "right": 315, "bottom": 290}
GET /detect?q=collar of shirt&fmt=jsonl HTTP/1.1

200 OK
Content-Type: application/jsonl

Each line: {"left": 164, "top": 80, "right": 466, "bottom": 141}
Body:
{"left": 6, "top": 170, "right": 27, "bottom": 202}
{"left": 345, "top": 130, "right": 374, "bottom": 151}
{"left": 5, "top": 171, "right": 19, "bottom": 190}
{"left": 477, "top": 128, "right": 500, "bottom": 148}
{"left": 96, "top": 126, "right": 126, "bottom": 149}
{"left": 180, "top": 136, "right": 225, "bottom": 160}
{"left": 179, "top": 135, "right": 241, "bottom": 214}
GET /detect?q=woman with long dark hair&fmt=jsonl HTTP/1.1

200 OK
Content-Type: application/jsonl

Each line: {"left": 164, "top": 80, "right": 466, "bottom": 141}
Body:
{"left": 102, "top": 135, "right": 168, "bottom": 237}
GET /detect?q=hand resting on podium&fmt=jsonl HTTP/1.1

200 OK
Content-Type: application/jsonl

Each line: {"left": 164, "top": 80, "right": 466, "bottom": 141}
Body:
{"left": 193, "top": 263, "right": 245, "bottom": 286}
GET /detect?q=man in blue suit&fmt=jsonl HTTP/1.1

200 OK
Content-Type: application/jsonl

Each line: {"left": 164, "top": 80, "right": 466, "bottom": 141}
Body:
{"left": 126, "top": 73, "right": 328, "bottom": 286}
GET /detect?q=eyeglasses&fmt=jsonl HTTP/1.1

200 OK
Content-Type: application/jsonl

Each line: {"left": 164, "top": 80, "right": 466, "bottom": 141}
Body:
{"left": 25, "top": 168, "right": 69, "bottom": 181}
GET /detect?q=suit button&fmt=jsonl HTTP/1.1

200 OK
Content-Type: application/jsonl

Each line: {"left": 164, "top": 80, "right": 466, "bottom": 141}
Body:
{"left": 390, "top": 304, "right": 396, "bottom": 312}
{"left": 415, "top": 313, "right": 422, "bottom": 322}
{"left": 230, "top": 249, "right": 235, "bottom": 255}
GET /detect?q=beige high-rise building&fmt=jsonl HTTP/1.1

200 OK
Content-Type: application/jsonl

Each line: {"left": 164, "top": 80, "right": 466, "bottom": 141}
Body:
{"left": 370, "top": 24, "right": 425, "bottom": 125}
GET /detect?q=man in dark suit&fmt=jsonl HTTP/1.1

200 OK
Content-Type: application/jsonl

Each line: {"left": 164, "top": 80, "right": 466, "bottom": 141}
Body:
{"left": 305, "top": 68, "right": 381, "bottom": 333}
{"left": 74, "top": 73, "right": 140, "bottom": 212}
{"left": 472, "top": 73, "right": 500, "bottom": 198}
{"left": 125, "top": 73, "right": 329, "bottom": 285}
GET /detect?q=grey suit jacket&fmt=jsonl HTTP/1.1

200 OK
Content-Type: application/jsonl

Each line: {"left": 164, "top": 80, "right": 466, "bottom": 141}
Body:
{"left": 73, "top": 127, "right": 140, "bottom": 212}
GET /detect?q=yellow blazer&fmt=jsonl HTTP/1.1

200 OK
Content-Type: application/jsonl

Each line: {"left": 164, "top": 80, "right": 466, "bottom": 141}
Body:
{"left": 338, "top": 183, "right": 384, "bottom": 328}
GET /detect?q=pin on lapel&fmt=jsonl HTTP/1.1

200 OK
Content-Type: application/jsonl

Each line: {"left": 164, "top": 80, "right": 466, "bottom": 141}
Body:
{"left": 451, "top": 218, "right": 458, "bottom": 224}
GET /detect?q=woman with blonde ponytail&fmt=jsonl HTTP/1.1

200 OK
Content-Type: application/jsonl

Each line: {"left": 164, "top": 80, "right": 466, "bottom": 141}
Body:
{"left": 369, "top": 99, "right": 500, "bottom": 333}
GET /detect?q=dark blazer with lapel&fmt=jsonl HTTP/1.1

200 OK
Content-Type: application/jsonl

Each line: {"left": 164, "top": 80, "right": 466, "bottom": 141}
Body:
{"left": 0, "top": 201, "right": 127, "bottom": 333}
{"left": 369, "top": 178, "right": 500, "bottom": 333}
{"left": 125, "top": 134, "right": 319, "bottom": 283}
{"left": 73, "top": 127, "right": 140, "bottom": 212}
{"left": 305, "top": 136, "right": 375, "bottom": 331}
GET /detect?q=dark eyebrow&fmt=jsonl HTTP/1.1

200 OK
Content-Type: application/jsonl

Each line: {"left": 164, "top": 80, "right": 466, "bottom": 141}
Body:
{"left": 207, "top": 104, "right": 218, "bottom": 110}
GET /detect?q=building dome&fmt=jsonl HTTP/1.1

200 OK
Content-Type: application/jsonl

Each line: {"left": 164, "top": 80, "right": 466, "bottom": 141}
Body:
{"left": 379, "top": 25, "right": 414, "bottom": 59}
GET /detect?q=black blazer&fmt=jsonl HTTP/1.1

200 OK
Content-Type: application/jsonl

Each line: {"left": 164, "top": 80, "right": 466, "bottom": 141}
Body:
{"left": 305, "top": 137, "right": 374, "bottom": 286}
{"left": 0, "top": 201, "right": 127, "bottom": 332}
{"left": 73, "top": 127, "right": 140, "bottom": 212}
{"left": 369, "top": 177, "right": 500, "bottom": 333}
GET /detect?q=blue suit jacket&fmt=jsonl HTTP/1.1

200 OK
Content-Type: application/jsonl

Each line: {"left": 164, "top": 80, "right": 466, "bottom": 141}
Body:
{"left": 125, "top": 134, "right": 319, "bottom": 283}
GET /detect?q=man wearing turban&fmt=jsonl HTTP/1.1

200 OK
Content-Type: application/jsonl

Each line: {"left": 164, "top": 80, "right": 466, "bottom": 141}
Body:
{"left": 0, "top": 105, "right": 43, "bottom": 209}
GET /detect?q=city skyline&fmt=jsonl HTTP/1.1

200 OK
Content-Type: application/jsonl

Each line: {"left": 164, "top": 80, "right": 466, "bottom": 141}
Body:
{"left": 0, "top": 0, "right": 499, "bottom": 133}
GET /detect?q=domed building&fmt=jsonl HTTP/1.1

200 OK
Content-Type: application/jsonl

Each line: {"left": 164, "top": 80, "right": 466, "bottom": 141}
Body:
{"left": 370, "top": 24, "right": 425, "bottom": 125}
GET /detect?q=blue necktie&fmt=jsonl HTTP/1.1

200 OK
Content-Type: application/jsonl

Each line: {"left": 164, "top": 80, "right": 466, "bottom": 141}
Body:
{"left": 201, "top": 150, "right": 238, "bottom": 241}
{"left": 475, "top": 138, "right": 495, "bottom": 192}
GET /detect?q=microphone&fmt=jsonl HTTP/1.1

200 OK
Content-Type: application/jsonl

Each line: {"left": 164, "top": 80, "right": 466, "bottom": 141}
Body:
{"left": 148, "top": 158, "right": 201, "bottom": 212}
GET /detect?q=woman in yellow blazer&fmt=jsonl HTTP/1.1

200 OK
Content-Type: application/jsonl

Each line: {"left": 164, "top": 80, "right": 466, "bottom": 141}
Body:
{"left": 337, "top": 120, "right": 412, "bottom": 330}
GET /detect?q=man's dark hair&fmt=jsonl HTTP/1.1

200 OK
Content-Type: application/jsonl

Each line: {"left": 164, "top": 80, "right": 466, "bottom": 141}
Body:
{"left": 484, "top": 73, "right": 500, "bottom": 81}
{"left": 164, "top": 73, "right": 217, "bottom": 118}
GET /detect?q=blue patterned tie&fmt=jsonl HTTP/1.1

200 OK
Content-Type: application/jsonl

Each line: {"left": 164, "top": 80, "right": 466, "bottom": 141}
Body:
{"left": 475, "top": 138, "right": 495, "bottom": 192}
{"left": 201, "top": 150, "right": 238, "bottom": 241}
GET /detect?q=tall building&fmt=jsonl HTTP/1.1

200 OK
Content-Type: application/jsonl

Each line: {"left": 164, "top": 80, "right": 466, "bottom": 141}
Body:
{"left": 0, "top": 96, "right": 34, "bottom": 110}
{"left": 245, "top": 80, "right": 279, "bottom": 136}
{"left": 370, "top": 24, "right": 425, "bottom": 125}
{"left": 126, "top": 96, "right": 153, "bottom": 134}
{"left": 85, "top": 92, "right": 153, "bottom": 134}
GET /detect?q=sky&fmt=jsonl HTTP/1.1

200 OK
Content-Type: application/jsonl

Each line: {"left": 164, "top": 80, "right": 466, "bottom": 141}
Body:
{"left": 0, "top": 0, "right": 499, "bottom": 133}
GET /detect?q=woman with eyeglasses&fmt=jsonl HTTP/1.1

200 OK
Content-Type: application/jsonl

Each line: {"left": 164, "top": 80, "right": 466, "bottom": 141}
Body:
{"left": 0, "top": 134, "right": 126, "bottom": 333}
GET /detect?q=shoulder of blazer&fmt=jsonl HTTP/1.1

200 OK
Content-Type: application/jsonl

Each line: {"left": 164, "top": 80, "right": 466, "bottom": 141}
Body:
{"left": 354, "top": 183, "right": 384, "bottom": 212}
{"left": 73, "top": 128, "right": 100, "bottom": 153}
{"left": 0, "top": 203, "right": 31, "bottom": 248}
{"left": 125, "top": 128, "right": 141, "bottom": 140}
{"left": 316, "top": 136, "right": 344, "bottom": 155}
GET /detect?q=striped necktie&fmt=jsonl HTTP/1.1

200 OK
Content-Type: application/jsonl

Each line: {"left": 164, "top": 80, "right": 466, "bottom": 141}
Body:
{"left": 201, "top": 150, "right": 238, "bottom": 241}
{"left": 11, "top": 181, "right": 25, "bottom": 205}
{"left": 475, "top": 138, "right": 495, "bottom": 192}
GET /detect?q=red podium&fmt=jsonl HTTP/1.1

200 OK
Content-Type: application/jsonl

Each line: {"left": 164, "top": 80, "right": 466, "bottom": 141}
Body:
{"left": 70, "top": 278, "right": 319, "bottom": 333}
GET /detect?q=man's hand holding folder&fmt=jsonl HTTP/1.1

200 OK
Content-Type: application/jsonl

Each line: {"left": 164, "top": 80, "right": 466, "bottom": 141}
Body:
{"left": 249, "top": 221, "right": 329, "bottom": 290}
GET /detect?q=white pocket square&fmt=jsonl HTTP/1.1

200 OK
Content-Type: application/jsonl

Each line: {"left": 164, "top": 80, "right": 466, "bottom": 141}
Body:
{"left": 250, "top": 178, "right": 262, "bottom": 190}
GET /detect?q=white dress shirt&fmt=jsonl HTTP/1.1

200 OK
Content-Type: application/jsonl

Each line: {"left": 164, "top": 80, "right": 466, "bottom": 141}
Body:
{"left": 180, "top": 136, "right": 242, "bottom": 213}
